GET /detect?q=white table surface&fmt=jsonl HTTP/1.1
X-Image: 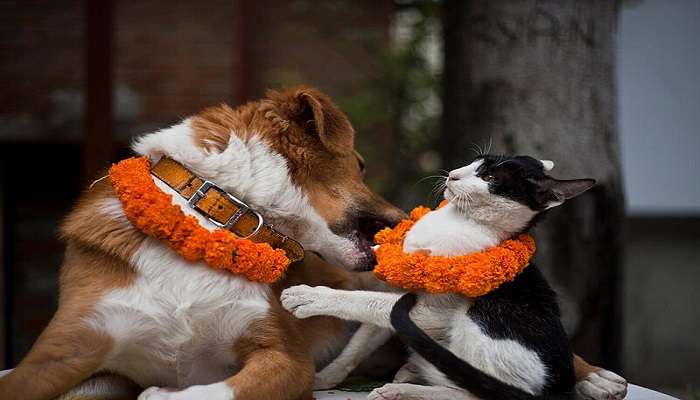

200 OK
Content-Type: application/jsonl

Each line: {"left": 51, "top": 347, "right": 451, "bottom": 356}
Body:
{"left": 313, "top": 384, "right": 680, "bottom": 400}
{"left": 0, "top": 370, "right": 682, "bottom": 400}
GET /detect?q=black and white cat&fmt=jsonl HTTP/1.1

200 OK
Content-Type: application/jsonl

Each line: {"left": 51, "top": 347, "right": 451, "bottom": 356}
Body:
{"left": 282, "top": 155, "right": 604, "bottom": 400}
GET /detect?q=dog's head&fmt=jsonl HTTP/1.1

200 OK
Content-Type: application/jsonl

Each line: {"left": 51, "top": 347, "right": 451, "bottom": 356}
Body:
{"left": 133, "top": 86, "right": 406, "bottom": 270}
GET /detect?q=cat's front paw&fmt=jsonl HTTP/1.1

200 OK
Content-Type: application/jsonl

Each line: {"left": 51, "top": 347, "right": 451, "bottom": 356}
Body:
{"left": 393, "top": 362, "right": 420, "bottom": 384}
{"left": 576, "top": 370, "right": 627, "bottom": 400}
{"left": 280, "top": 285, "right": 332, "bottom": 319}
{"left": 368, "top": 384, "right": 405, "bottom": 400}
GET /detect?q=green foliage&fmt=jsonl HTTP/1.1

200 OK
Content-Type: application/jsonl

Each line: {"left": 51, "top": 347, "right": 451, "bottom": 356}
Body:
{"left": 262, "top": 0, "right": 445, "bottom": 206}
{"left": 338, "top": 1, "right": 444, "bottom": 207}
{"left": 688, "top": 384, "right": 700, "bottom": 400}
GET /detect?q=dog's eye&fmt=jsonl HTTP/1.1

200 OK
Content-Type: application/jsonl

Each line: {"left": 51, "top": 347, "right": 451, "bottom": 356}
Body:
{"left": 358, "top": 159, "right": 366, "bottom": 174}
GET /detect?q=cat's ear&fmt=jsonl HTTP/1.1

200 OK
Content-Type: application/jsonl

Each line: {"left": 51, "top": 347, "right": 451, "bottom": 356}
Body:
{"left": 531, "top": 178, "right": 596, "bottom": 209}
{"left": 540, "top": 160, "right": 555, "bottom": 171}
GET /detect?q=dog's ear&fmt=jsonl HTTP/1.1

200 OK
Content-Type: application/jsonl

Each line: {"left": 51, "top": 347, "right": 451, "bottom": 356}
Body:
{"left": 290, "top": 87, "right": 355, "bottom": 155}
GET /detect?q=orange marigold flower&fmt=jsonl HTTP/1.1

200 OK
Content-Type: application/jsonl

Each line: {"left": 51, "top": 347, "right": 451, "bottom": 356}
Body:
{"left": 109, "top": 157, "right": 291, "bottom": 283}
{"left": 373, "top": 205, "right": 536, "bottom": 297}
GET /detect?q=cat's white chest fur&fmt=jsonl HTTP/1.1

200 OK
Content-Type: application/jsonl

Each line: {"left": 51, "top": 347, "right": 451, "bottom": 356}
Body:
{"left": 403, "top": 204, "right": 502, "bottom": 256}
{"left": 410, "top": 298, "right": 547, "bottom": 394}
{"left": 400, "top": 204, "right": 548, "bottom": 394}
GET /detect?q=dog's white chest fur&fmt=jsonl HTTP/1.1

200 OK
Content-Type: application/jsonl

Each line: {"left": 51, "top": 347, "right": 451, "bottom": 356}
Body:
{"left": 83, "top": 148, "right": 283, "bottom": 390}
{"left": 89, "top": 236, "right": 271, "bottom": 389}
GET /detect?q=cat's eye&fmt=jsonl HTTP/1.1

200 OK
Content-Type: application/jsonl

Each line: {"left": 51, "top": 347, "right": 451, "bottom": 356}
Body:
{"left": 482, "top": 174, "right": 496, "bottom": 182}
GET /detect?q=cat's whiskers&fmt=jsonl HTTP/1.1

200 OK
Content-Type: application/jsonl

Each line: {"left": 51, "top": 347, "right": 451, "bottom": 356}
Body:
{"left": 463, "top": 196, "right": 472, "bottom": 214}
{"left": 415, "top": 175, "right": 447, "bottom": 186}
{"left": 452, "top": 190, "right": 474, "bottom": 215}
{"left": 456, "top": 196, "right": 465, "bottom": 212}
{"left": 429, "top": 178, "right": 448, "bottom": 203}
{"left": 465, "top": 192, "right": 475, "bottom": 212}
{"left": 413, "top": 173, "right": 449, "bottom": 204}
{"left": 496, "top": 157, "right": 515, "bottom": 167}
{"left": 470, "top": 143, "right": 485, "bottom": 157}
{"left": 421, "top": 171, "right": 449, "bottom": 193}
{"left": 435, "top": 181, "right": 447, "bottom": 196}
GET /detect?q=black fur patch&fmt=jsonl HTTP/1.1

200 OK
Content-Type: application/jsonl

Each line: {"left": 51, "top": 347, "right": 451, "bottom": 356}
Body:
{"left": 390, "top": 266, "right": 576, "bottom": 400}
{"left": 475, "top": 155, "right": 556, "bottom": 211}
{"left": 387, "top": 154, "right": 585, "bottom": 399}
{"left": 468, "top": 265, "right": 576, "bottom": 397}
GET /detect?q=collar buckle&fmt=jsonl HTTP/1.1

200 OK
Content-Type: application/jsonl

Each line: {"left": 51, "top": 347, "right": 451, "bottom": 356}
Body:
{"left": 188, "top": 180, "right": 264, "bottom": 238}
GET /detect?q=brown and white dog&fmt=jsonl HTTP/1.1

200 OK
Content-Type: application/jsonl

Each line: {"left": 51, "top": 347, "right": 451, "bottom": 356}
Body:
{"left": 0, "top": 87, "right": 624, "bottom": 400}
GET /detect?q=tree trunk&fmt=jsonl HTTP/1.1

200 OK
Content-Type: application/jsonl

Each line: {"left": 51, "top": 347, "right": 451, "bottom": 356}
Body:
{"left": 441, "top": 0, "right": 624, "bottom": 370}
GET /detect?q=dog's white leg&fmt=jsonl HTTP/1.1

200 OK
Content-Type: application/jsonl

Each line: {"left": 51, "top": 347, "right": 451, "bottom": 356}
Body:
{"left": 575, "top": 369, "right": 628, "bottom": 400}
{"left": 138, "top": 382, "right": 234, "bottom": 400}
{"left": 368, "top": 383, "right": 477, "bottom": 400}
{"left": 281, "top": 285, "right": 402, "bottom": 328}
{"left": 57, "top": 374, "right": 141, "bottom": 400}
{"left": 314, "top": 324, "right": 393, "bottom": 389}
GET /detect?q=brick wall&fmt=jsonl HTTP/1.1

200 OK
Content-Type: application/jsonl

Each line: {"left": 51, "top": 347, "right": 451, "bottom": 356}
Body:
{"left": 246, "top": 0, "right": 391, "bottom": 99}
{"left": 0, "top": 0, "right": 392, "bottom": 365}
{"left": 0, "top": 0, "right": 392, "bottom": 143}
{"left": 0, "top": 166, "right": 5, "bottom": 368}
{"left": 115, "top": 1, "right": 236, "bottom": 122}
{"left": 0, "top": 0, "right": 84, "bottom": 141}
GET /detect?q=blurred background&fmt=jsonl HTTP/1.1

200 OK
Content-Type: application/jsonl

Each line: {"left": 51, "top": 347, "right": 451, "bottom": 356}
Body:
{"left": 0, "top": 0, "right": 698, "bottom": 398}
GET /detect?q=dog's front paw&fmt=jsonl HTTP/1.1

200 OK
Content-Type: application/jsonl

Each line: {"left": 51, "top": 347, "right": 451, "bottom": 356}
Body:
{"left": 280, "top": 285, "right": 332, "bottom": 319}
{"left": 576, "top": 370, "right": 628, "bottom": 400}
{"left": 314, "top": 367, "right": 347, "bottom": 390}
{"left": 138, "top": 383, "right": 233, "bottom": 400}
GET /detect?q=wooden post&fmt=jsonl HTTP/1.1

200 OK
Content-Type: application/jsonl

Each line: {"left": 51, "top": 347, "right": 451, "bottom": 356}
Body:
{"left": 83, "top": 0, "right": 115, "bottom": 183}
{"left": 232, "top": 0, "right": 252, "bottom": 105}
{"left": 0, "top": 169, "right": 5, "bottom": 369}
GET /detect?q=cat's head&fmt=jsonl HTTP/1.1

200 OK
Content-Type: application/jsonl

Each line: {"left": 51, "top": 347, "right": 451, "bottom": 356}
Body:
{"left": 444, "top": 155, "right": 595, "bottom": 233}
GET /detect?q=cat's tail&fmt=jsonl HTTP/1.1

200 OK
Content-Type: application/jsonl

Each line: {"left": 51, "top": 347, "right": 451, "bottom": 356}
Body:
{"left": 390, "top": 293, "right": 565, "bottom": 400}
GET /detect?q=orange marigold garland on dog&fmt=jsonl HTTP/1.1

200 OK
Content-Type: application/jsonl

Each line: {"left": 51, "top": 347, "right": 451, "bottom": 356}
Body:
{"left": 373, "top": 204, "right": 536, "bottom": 297}
{"left": 109, "top": 157, "right": 290, "bottom": 283}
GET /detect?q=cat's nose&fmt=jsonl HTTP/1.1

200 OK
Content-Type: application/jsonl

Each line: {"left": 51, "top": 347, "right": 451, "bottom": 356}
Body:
{"left": 448, "top": 172, "right": 461, "bottom": 181}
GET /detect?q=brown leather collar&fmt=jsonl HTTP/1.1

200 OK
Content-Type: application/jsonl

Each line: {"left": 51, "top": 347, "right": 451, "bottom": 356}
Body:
{"left": 151, "top": 157, "right": 304, "bottom": 263}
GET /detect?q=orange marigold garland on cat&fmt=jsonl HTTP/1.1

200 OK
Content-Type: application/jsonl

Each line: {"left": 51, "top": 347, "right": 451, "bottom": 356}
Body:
{"left": 109, "top": 157, "right": 290, "bottom": 283}
{"left": 373, "top": 204, "right": 536, "bottom": 297}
